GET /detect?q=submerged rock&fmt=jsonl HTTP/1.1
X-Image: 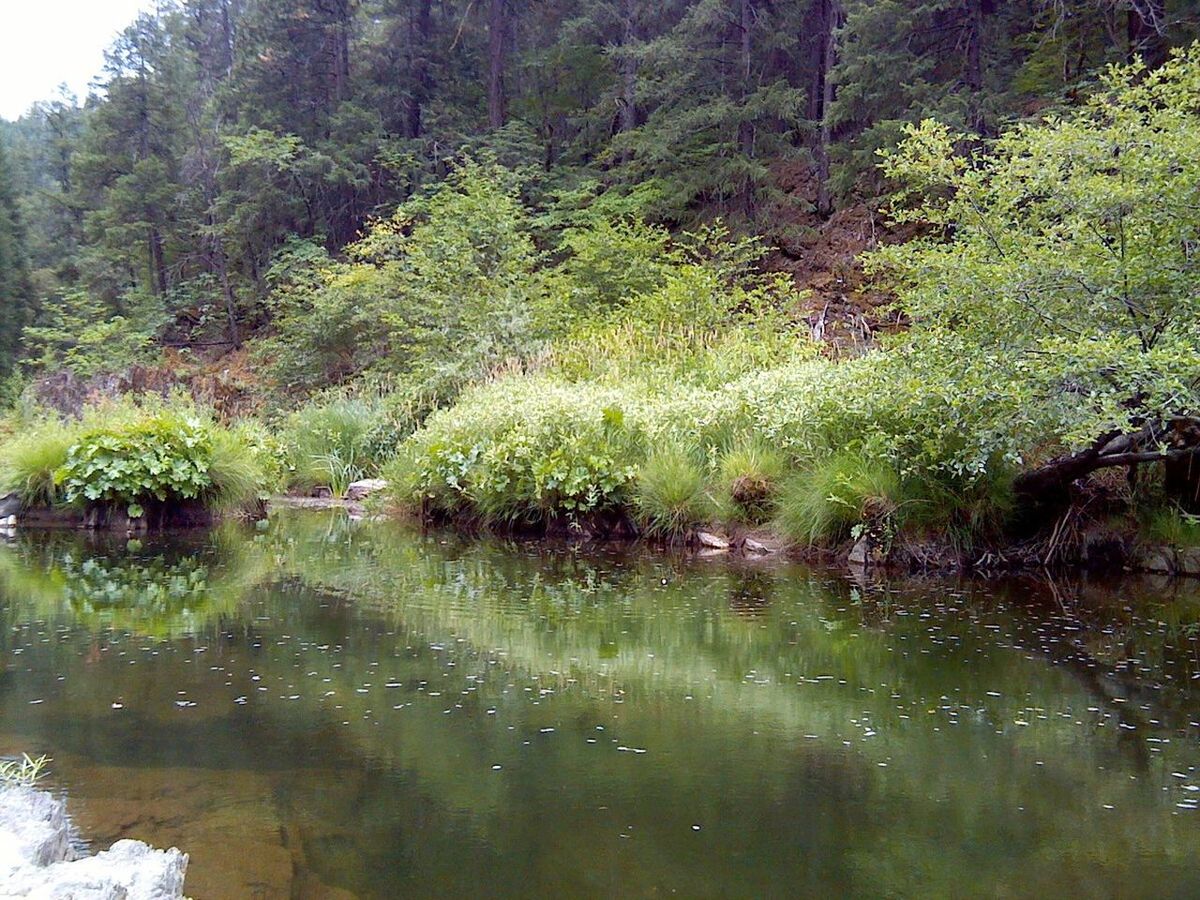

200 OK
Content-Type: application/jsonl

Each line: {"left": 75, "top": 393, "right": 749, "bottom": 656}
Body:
{"left": 0, "top": 786, "right": 187, "bottom": 899}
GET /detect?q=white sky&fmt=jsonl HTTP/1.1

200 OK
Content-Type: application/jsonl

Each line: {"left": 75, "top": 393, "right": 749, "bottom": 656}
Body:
{"left": 0, "top": 0, "right": 157, "bottom": 120}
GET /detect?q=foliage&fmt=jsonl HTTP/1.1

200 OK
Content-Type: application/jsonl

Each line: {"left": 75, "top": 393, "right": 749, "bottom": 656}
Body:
{"left": 1142, "top": 506, "right": 1200, "bottom": 548}
{"left": 0, "top": 399, "right": 267, "bottom": 515}
{"left": 870, "top": 47, "right": 1200, "bottom": 458}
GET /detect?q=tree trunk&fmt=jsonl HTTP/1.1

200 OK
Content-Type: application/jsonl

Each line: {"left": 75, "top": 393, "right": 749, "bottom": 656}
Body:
{"left": 404, "top": 0, "right": 434, "bottom": 139}
{"left": 964, "top": 0, "right": 984, "bottom": 133}
{"left": 737, "top": 0, "right": 756, "bottom": 217}
{"left": 487, "top": 0, "right": 508, "bottom": 129}
{"left": 616, "top": 0, "right": 639, "bottom": 153}
{"left": 814, "top": 0, "right": 843, "bottom": 217}
{"left": 149, "top": 227, "right": 168, "bottom": 296}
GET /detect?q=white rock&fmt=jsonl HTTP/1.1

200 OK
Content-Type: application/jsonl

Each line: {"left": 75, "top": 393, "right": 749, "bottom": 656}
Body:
{"left": 345, "top": 478, "right": 388, "bottom": 501}
{"left": 0, "top": 787, "right": 187, "bottom": 900}
{"left": 695, "top": 531, "right": 730, "bottom": 550}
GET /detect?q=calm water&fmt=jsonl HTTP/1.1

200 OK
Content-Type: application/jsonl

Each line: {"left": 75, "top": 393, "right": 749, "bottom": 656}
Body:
{"left": 1, "top": 512, "right": 1199, "bottom": 899}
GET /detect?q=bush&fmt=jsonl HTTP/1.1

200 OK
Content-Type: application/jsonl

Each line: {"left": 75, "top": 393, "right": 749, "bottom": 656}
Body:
{"left": 0, "top": 399, "right": 268, "bottom": 516}
{"left": 1142, "top": 505, "right": 1200, "bottom": 548}
{"left": 633, "top": 444, "right": 710, "bottom": 538}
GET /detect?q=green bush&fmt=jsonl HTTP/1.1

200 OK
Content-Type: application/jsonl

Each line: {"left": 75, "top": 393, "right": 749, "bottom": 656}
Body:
{"left": 633, "top": 444, "right": 710, "bottom": 538}
{"left": 0, "top": 399, "right": 268, "bottom": 516}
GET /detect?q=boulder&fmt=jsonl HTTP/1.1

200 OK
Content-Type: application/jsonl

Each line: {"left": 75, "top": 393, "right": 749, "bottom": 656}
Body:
{"left": 741, "top": 537, "right": 777, "bottom": 555}
{"left": 694, "top": 531, "right": 730, "bottom": 550}
{"left": 0, "top": 786, "right": 187, "bottom": 900}
{"left": 0, "top": 493, "right": 21, "bottom": 518}
{"left": 345, "top": 479, "right": 388, "bottom": 501}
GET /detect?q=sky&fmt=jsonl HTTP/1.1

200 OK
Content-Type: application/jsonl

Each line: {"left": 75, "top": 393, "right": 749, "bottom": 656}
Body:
{"left": 0, "top": 0, "right": 156, "bottom": 120}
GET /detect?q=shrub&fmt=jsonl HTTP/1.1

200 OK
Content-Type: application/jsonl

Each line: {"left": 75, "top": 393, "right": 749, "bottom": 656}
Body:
{"left": 774, "top": 452, "right": 903, "bottom": 546}
{"left": 633, "top": 444, "right": 711, "bottom": 538}
{"left": 0, "top": 399, "right": 268, "bottom": 516}
{"left": 0, "top": 419, "right": 76, "bottom": 506}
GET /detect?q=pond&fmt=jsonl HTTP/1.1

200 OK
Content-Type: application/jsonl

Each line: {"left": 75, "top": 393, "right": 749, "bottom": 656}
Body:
{"left": 1, "top": 512, "right": 1198, "bottom": 898}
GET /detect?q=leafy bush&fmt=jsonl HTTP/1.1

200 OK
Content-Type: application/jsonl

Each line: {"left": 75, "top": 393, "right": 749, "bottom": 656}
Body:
{"left": 633, "top": 444, "right": 710, "bottom": 538}
{"left": 0, "top": 399, "right": 268, "bottom": 515}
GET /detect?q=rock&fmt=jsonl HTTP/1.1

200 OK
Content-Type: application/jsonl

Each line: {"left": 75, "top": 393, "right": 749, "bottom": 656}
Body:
{"left": 345, "top": 478, "right": 388, "bottom": 501}
{"left": 1176, "top": 548, "right": 1200, "bottom": 576}
{"left": 1136, "top": 547, "right": 1176, "bottom": 574}
{"left": 0, "top": 786, "right": 187, "bottom": 900}
{"left": 848, "top": 536, "right": 886, "bottom": 568}
{"left": 695, "top": 531, "right": 730, "bottom": 550}
{"left": 0, "top": 493, "right": 21, "bottom": 518}
{"left": 741, "top": 537, "right": 775, "bottom": 555}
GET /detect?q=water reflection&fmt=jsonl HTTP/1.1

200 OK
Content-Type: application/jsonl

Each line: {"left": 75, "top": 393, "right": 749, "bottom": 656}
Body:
{"left": 0, "top": 511, "right": 1197, "bottom": 898}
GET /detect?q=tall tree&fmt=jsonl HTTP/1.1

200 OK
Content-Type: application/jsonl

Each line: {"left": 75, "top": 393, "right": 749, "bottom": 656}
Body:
{"left": 0, "top": 137, "right": 34, "bottom": 375}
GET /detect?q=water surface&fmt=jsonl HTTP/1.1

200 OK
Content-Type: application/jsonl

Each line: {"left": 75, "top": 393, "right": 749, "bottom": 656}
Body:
{"left": 1, "top": 513, "right": 1198, "bottom": 898}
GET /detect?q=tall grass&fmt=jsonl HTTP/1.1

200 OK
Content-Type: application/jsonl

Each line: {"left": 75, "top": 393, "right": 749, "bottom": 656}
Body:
{"left": 281, "top": 398, "right": 393, "bottom": 493}
{"left": 633, "top": 444, "right": 710, "bottom": 538}
{"left": 0, "top": 419, "right": 76, "bottom": 506}
{"left": 714, "top": 439, "right": 786, "bottom": 524}
{"left": 774, "top": 451, "right": 902, "bottom": 546}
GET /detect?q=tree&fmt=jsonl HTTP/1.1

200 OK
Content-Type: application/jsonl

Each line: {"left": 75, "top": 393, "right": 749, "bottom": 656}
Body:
{"left": 870, "top": 47, "right": 1200, "bottom": 511}
{"left": 0, "top": 136, "right": 34, "bottom": 376}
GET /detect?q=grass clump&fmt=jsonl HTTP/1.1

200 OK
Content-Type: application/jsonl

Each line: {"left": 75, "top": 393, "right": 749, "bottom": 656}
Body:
{"left": 714, "top": 439, "right": 786, "bottom": 524}
{"left": 0, "top": 419, "right": 75, "bottom": 506}
{"left": 633, "top": 444, "right": 710, "bottom": 538}
{"left": 774, "top": 451, "right": 902, "bottom": 546}
{"left": 1142, "top": 505, "right": 1200, "bottom": 548}
{"left": 280, "top": 396, "right": 402, "bottom": 495}
{"left": 0, "top": 753, "right": 50, "bottom": 787}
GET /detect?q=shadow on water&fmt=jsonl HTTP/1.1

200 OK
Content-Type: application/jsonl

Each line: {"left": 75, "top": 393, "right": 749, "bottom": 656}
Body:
{"left": 0, "top": 511, "right": 1198, "bottom": 898}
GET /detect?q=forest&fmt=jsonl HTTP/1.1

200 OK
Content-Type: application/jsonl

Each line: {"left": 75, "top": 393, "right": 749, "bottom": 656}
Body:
{"left": 1, "top": 0, "right": 1200, "bottom": 567}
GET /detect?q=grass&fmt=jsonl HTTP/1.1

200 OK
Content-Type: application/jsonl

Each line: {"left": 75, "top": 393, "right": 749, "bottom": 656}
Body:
{"left": 0, "top": 753, "right": 50, "bottom": 788}
{"left": 0, "top": 419, "right": 76, "bottom": 506}
{"left": 206, "top": 426, "right": 271, "bottom": 510}
{"left": 773, "top": 451, "right": 902, "bottom": 546}
{"left": 633, "top": 444, "right": 710, "bottom": 538}
{"left": 1142, "top": 504, "right": 1200, "bottom": 547}
{"left": 281, "top": 398, "right": 392, "bottom": 493}
{"left": 714, "top": 439, "right": 786, "bottom": 524}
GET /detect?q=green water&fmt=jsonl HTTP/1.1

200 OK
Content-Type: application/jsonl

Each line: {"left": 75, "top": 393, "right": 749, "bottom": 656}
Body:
{"left": 1, "top": 513, "right": 1198, "bottom": 899}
